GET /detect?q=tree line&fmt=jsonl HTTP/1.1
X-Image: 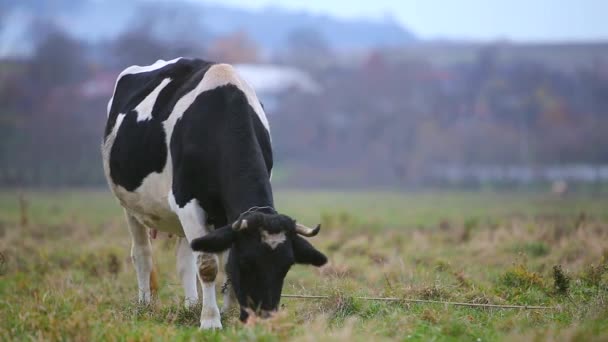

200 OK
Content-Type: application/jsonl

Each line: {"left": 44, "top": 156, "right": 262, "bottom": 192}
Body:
{"left": 1, "top": 9, "right": 607, "bottom": 188}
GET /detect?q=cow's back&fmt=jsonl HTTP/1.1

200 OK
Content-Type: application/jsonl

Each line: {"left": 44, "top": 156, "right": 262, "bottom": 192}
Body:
{"left": 102, "top": 58, "right": 214, "bottom": 233}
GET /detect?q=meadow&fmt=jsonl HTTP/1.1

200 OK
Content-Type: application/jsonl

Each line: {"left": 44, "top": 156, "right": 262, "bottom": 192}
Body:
{"left": 0, "top": 189, "right": 607, "bottom": 341}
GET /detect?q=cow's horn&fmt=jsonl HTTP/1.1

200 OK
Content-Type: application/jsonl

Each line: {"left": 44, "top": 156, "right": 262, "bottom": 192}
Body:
{"left": 295, "top": 223, "right": 321, "bottom": 237}
{"left": 232, "top": 219, "right": 248, "bottom": 230}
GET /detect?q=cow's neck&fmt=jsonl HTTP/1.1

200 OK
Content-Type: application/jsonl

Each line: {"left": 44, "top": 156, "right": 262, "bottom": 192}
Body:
{"left": 217, "top": 108, "right": 274, "bottom": 222}
{"left": 221, "top": 160, "right": 274, "bottom": 222}
{"left": 228, "top": 190, "right": 274, "bottom": 221}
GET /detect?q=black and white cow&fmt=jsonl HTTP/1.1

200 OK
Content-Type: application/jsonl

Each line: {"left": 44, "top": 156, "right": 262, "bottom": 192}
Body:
{"left": 102, "top": 58, "right": 327, "bottom": 329}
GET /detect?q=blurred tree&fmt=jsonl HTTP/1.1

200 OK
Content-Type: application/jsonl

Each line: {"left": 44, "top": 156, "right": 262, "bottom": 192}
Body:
{"left": 112, "top": 2, "right": 208, "bottom": 67}
{"left": 29, "top": 25, "right": 88, "bottom": 89}
{"left": 112, "top": 28, "right": 172, "bottom": 66}
{"left": 1, "top": 23, "right": 104, "bottom": 186}
{"left": 280, "top": 27, "right": 332, "bottom": 69}
{"left": 207, "top": 31, "right": 260, "bottom": 64}
{"left": 134, "top": 2, "right": 208, "bottom": 58}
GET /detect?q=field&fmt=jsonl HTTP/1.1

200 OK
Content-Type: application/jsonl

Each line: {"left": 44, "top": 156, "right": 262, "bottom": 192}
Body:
{"left": 1, "top": 189, "right": 607, "bottom": 341}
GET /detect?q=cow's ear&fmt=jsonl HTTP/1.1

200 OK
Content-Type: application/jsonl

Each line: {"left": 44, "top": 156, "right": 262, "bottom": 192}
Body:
{"left": 292, "top": 235, "right": 327, "bottom": 267}
{"left": 191, "top": 226, "right": 236, "bottom": 253}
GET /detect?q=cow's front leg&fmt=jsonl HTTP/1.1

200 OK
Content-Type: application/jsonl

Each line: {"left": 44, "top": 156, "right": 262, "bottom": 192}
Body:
{"left": 221, "top": 249, "right": 237, "bottom": 314}
{"left": 197, "top": 252, "right": 221, "bottom": 329}
{"left": 125, "top": 210, "right": 156, "bottom": 304}
{"left": 170, "top": 194, "right": 222, "bottom": 330}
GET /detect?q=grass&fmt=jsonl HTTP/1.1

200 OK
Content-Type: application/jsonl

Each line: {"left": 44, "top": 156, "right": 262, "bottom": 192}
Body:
{"left": 0, "top": 189, "right": 607, "bottom": 341}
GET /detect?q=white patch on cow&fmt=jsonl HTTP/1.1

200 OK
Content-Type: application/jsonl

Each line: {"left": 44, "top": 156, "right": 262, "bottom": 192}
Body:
{"left": 101, "top": 136, "right": 179, "bottom": 235}
{"left": 107, "top": 58, "right": 182, "bottom": 118}
{"left": 102, "top": 113, "right": 125, "bottom": 184}
{"left": 135, "top": 78, "right": 172, "bottom": 122}
{"left": 118, "top": 57, "right": 183, "bottom": 78}
{"left": 172, "top": 197, "right": 208, "bottom": 238}
{"left": 261, "top": 230, "right": 286, "bottom": 249}
{"left": 114, "top": 113, "right": 125, "bottom": 132}
{"left": 236, "top": 75, "right": 270, "bottom": 133}
{"left": 107, "top": 97, "right": 113, "bottom": 117}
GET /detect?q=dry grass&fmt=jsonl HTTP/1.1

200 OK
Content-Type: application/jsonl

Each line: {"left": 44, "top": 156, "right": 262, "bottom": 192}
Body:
{"left": 0, "top": 189, "right": 607, "bottom": 341}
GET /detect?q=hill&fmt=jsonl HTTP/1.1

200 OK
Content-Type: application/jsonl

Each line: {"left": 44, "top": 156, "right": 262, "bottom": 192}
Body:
{"left": 0, "top": 0, "right": 416, "bottom": 57}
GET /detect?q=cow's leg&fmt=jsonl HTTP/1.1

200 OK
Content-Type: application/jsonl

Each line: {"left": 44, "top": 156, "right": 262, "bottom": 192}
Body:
{"left": 176, "top": 237, "right": 199, "bottom": 308}
{"left": 125, "top": 210, "right": 156, "bottom": 304}
{"left": 220, "top": 250, "right": 236, "bottom": 314}
{"left": 170, "top": 194, "right": 222, "bottom": 330}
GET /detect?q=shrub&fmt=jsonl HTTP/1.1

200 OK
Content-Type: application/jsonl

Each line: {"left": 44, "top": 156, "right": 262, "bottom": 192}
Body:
{"left": 552, "top": 265, "right": 570, "bottom": 296}
{"left": 500, "top": 264, "right": 544, "bottom": 289}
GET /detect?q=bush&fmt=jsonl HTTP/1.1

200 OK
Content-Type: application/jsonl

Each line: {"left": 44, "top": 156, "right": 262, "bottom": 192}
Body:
{"left": 500, "top": 264, "right": 544, "bottom": 289}
{"left": 552, "top": 265, "right": 570, "bottom": 296}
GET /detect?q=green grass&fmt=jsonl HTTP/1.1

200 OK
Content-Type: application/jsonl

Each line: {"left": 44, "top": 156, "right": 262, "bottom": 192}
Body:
{"left": 1, "top": 189, "right": 607, "bottom": 341}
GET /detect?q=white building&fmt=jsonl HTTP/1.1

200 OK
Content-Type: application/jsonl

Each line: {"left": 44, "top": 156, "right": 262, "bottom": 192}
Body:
{"left": 234, "top": 64, "right": 321, "bottom": 112}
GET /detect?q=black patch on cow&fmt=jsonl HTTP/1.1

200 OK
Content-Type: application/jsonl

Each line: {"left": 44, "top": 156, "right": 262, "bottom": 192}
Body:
{"left": 170, "top": 83, "right": 273, "bottom": 221}
{"left": 109, "top": 109, "right": 166, "bottom": 191}
{"left": 106, "top": 58, "right": 213, "bottom": 191}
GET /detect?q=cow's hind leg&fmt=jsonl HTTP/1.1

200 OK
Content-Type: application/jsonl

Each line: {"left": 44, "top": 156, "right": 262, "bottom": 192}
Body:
{"left": 176, "top": 237, "right": 199, "bottom": 307}
{"left": 125, "top": 210, "right": 156, "bottom": 304}
{"left": 170, "top": 194, "right": 222, "bottom": 330}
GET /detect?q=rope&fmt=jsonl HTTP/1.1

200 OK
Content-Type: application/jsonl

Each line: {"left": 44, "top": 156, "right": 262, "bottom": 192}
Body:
{"left": 239, "top": 206, "right": 276, "bottom": 218}
{"left": 281, "top": 294, "right": 557, "bottom": 310}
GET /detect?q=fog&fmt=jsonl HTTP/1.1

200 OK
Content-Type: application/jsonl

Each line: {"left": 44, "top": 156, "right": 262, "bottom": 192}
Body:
{"left": 1, "top": 0, "right": 607, "bottom": 190}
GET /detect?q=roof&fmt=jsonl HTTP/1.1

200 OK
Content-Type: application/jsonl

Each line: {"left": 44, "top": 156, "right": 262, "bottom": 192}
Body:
{"left": 234, "top": 64, "right": 321, "bottom": 95}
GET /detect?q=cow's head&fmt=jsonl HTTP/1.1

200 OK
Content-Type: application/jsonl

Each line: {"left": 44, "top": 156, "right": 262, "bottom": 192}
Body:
{"left": 190, "top": 212, "right": 327, "bottom": 322}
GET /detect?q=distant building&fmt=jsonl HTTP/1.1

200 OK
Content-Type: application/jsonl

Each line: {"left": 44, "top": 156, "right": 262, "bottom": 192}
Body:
{"left": 79, "top": 71, "right": 117, "bottom": 99}
{"left": 432, "top": 164, "right": 608, "bottom": 184}
{"left": 234, "top": 64, "right": 321, "bottom": 112}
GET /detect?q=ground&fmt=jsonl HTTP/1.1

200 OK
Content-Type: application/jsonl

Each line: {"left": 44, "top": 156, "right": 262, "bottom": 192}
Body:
{"left": 0, "top": 189, "right": 607, "bottom": 341}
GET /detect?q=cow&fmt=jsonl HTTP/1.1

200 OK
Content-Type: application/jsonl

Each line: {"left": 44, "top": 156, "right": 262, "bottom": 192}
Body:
{"left": 101, "top": 58, "right": 327, "bottom": 329}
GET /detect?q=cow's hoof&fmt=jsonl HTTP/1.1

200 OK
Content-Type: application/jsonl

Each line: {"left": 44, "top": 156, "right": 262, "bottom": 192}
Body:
{"left": 200, "top": 318, "right": 222, "bottom": 330}
{"left": 200, "top": 307, "right": 222, "bottom": 330}
{"left": 138, "top": 291, "right": 152, "bottom": 305}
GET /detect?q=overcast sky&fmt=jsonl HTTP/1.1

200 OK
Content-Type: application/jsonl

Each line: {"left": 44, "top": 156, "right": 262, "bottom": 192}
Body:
{"left": 198, "top": 0, "right": 608, "bottom": 42}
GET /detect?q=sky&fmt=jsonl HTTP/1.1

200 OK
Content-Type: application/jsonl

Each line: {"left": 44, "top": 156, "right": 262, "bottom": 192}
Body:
{"left": 199, "top": 0, "right": 608, "bottom": 42}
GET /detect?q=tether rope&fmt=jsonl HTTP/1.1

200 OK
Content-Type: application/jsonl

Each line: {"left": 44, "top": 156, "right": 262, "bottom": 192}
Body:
{"left": 281, "top": 294, "right": 557, "bottom": 310}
